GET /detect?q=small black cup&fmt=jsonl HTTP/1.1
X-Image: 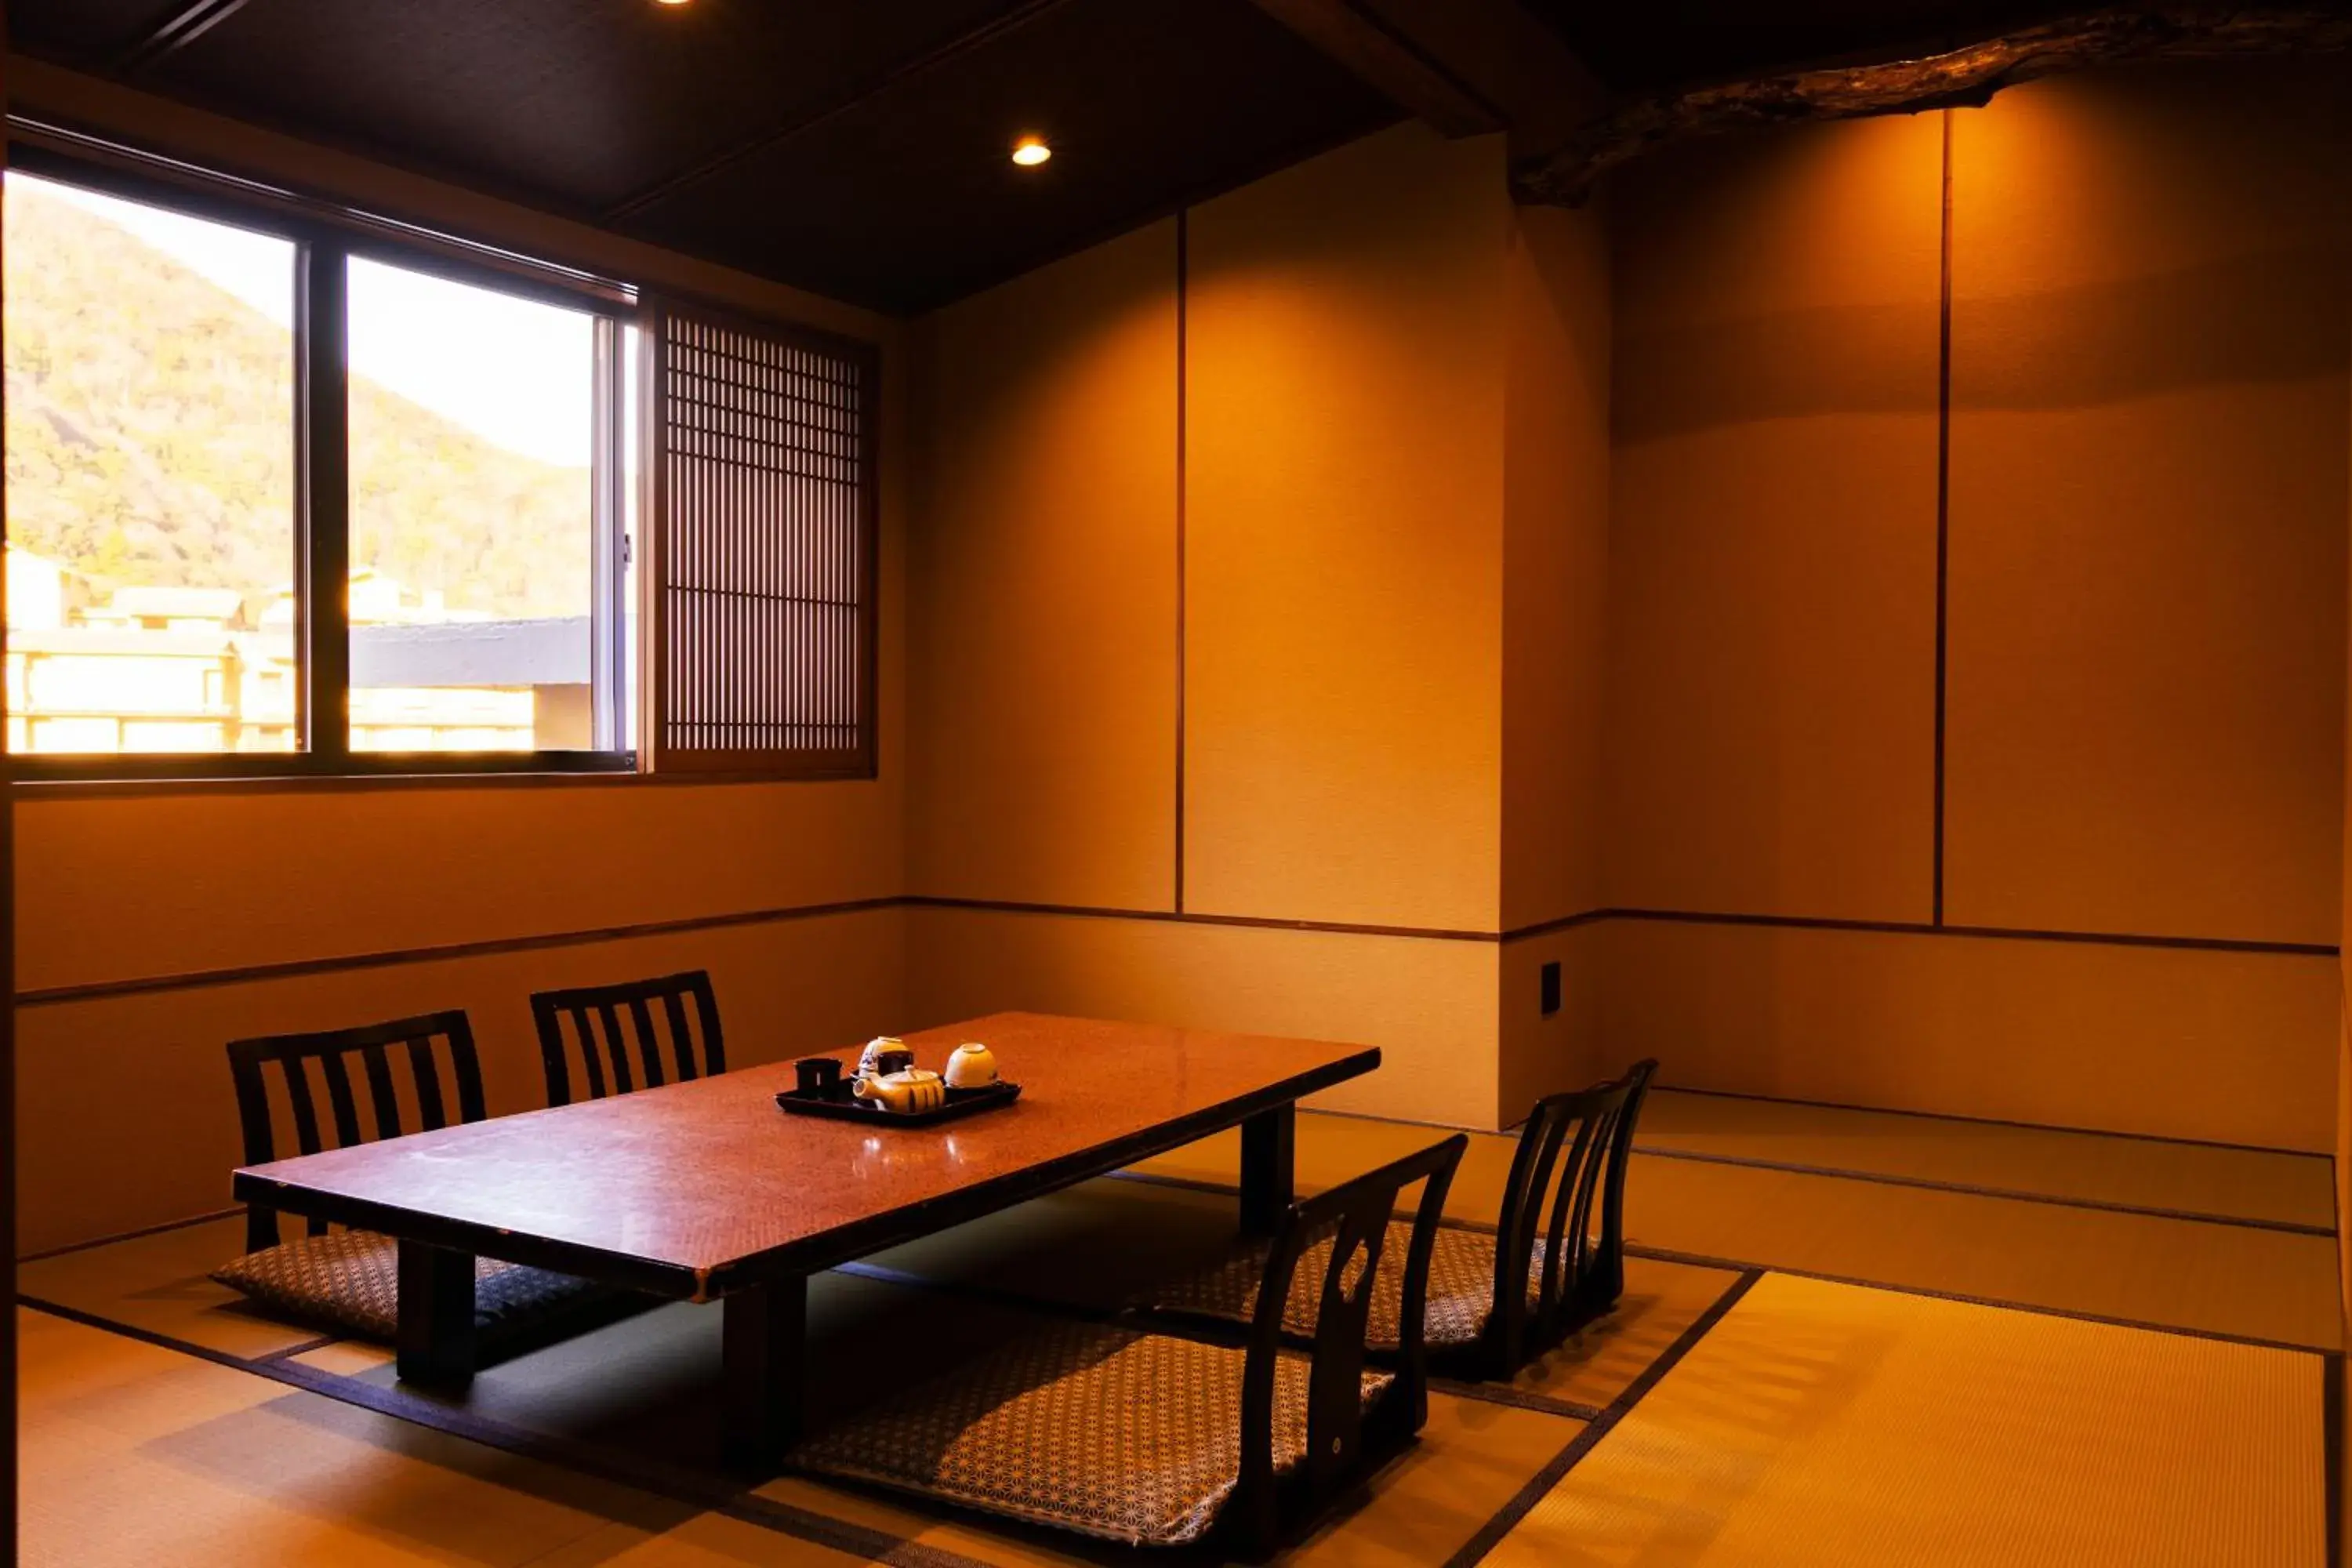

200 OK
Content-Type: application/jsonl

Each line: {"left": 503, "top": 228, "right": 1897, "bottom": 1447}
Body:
{"left": 795, "top": 1057, "right": 844, "bottom": 1098}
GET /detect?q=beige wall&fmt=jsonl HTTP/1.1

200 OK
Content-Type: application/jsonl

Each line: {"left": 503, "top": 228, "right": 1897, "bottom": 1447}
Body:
{"left": 9, "top": 63, "right": 913, "bottom": 1252}
{"left": 1594, "top": 60, "right": 2352, "bottom": 1149}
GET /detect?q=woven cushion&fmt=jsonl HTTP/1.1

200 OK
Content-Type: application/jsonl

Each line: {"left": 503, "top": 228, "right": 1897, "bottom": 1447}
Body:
{"left": 792, "top": 1319, "right": 1393, "bottom": 1547}
{"left": 1155, "top": 1224, "right": 1555, "bottom": 1350}
{"left": 211, "top": 1229, "right": 604, "bottom": 1342}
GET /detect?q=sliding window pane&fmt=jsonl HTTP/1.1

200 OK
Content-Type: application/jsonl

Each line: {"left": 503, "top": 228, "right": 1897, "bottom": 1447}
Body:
{"left": 346, "top": 256, "right": 604, "bottom": 752}
{"left": 4, "top": 172, "right": 297, "bottom": 754}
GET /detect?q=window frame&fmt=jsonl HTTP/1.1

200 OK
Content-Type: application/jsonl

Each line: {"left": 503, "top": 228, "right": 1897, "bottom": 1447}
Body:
{"left": 4, "top": 134, "right": 644, "bottom": 783}
{"left": 641, "top": 296, "right": 882, "bottom": 782}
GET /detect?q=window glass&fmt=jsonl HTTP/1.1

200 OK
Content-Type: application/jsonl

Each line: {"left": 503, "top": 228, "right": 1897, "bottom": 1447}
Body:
{"left": 346, "top": 255, "right": 601, "bottom": 752}
{"left": 3, "top": 172, "right": 297, "bottom": 754}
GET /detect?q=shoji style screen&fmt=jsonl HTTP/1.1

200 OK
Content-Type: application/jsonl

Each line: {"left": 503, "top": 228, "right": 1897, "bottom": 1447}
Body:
{"left": 644, "top": 302, "right": 878, "bottom": 776}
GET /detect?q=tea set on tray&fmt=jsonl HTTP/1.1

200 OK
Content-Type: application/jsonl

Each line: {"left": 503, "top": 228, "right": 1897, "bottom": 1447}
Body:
{"left": 777, "top": 1036, "right": 1020, "bottom": 1127}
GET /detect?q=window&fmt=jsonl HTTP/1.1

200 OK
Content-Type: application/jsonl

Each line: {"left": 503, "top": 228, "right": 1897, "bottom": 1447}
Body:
{"left": 3, "top": 173, "right": 296, "bottom": 757}
{"left": 645, "top": 304, "right": 876, "bottom": 776}
{"left": 4, "top": 143, "right": 874, "bottom": 782}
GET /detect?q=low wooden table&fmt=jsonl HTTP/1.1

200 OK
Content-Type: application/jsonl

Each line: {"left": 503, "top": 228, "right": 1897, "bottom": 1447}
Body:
{"left": 231, "top": 1011, "right": 1379, "bottom": 1472}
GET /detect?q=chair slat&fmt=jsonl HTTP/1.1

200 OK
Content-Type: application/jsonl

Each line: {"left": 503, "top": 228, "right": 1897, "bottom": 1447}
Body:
{"left": 597, "top": 1004, "right": 634, "bottom": 1094}
{"left": 358, "top": 1042, "right": 403, "bottom": 1141}
{"left": 405, "top": 1036, "right": 448, "bottom": 1131}
{"left": 530, "top": 971, "right": 728, "bottom": 1108}
{"left": 628, "top": 996, "right": 666, "bottom": 1089}
{"left": 660, "top": 992, "right": 698, "bottom": 1082}
{"left": 280, "top": 1057, "right": 325, "bottom": 1156}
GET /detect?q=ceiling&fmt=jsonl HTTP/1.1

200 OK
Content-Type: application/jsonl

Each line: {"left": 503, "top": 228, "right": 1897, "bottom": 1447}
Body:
{"left": 4, "top": 0, "right": 1398, "bottom": 315}
{"left": 1523, "top": 0, "right": 2086, "bottom": 91}
{"left": 5, "top": 0, "right": 2099, "bottom": 314}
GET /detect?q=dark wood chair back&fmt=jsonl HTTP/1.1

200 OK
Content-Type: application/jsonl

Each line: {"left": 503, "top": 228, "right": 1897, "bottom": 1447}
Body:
{"left": 1485, "top": 1058, "right": 1657, "bottom": 1370}
{"left": 1231, "top": 1133, "right": 1467, "bottom": 1559}
{"left": 530, "top": 969, "right": 725, "bottom": 1107}
{"left": 227, "top": 1011, "right": 487, "bottom": 1252}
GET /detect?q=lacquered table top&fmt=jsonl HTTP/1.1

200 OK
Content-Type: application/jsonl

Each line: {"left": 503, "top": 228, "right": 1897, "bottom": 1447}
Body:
{"left": 234, "top": 1011, "right": 1378, "bottom": 1295}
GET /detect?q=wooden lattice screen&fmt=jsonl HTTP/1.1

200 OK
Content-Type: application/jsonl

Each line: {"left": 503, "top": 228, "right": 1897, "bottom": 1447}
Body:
{"left": 644, "top": 303, "right": 877, "bottom": 775}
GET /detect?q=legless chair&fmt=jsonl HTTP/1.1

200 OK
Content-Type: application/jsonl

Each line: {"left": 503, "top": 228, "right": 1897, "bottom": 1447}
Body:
{"left": 793, "top": 1136, "right": 1468, "bottom": 1559}
{"left": 531, "top": 970, "right": 726, "bottom": 1107}
{"left": 1155, "top": 1059, "right": 1657, "bottom": 1380}
{"left": 212, "top": 1011, "right": 605, "bottom": 1343}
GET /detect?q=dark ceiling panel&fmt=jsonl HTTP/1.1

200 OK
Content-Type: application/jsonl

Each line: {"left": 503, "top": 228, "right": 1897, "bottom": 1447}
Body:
{"left": 127, "top": 0, "right": 1040, "bottom": 212}
{"left": 619, "top": 0, "right": 1396, "bottom": 314}
{"left": 1524, "top": 0, "right": 2084, "bottom": 91}
{"left": 6, "top": 0, "right": 192, "bottom": 65}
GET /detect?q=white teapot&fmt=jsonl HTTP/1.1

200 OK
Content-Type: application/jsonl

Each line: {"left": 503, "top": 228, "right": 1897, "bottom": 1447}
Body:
{"left": 853, "top": 1068, "right": 946, "bottom": 1114}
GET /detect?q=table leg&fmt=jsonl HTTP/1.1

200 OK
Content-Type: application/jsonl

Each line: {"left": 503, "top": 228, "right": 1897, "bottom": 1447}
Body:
{"left": 1240, "top": 1103, "right": 1297, "bottom": 1235}
{"left": 395, "top": 1240, "right": 476, "bottom": 1387}
{"left": 722, "top": 1276, "right": 808, "bottom": 1477}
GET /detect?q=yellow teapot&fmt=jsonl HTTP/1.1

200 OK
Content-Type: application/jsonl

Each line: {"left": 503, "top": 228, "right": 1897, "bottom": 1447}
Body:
{"left": 853, "top": 1067, "right": 947, "bottom": 1114}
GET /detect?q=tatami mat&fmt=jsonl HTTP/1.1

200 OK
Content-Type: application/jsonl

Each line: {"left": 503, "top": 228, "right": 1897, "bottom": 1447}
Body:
{"left": 1639, "top": 1089, "right": 2335, "bottom": 1229}
{"left": 1623, "top": 1154, "right": 2343, "bottom": 1351}
{"left": 17, "top": 1308, "right": 720, "bottom": 1568}
{"left": 1485, "top": 1272, "right": 2327, "bottom": 1567}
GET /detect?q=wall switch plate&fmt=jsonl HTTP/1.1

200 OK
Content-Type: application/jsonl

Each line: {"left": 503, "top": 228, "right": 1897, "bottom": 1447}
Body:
{"left": 1540, "top": 960, "right": 1562, "bottom": 1017}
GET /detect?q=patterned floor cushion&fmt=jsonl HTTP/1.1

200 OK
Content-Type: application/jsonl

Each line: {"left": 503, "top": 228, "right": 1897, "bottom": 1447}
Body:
{"left": 212, "top": 1229, "right": 606, "bottom": 1342}
{"left": 791, "top": 1318, "right": 1393, "bottom": 1548}
{"left": 1152, "top": 1223, "right": 1551, "bottom": 1350}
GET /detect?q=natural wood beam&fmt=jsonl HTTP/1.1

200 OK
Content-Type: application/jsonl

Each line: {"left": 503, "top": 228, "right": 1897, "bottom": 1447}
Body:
{"left": 1247, "top": 0, "right": 1505, "bottom": 138}
{"left": 1516, "top": 4, "right": 2352, "bottom": 205}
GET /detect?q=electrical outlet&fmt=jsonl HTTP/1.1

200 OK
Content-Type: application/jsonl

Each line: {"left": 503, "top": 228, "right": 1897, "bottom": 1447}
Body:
{"left": 1540, "top": 960, "right": 1562, "bottom": 1017}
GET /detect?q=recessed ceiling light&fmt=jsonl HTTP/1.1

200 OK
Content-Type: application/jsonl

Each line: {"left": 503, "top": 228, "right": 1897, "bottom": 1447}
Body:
{"left": 654, "top": 0, "right": 691, "bottom": 7}
{"left": 1011, "top": 136, "right": 1052, "bottom": 168}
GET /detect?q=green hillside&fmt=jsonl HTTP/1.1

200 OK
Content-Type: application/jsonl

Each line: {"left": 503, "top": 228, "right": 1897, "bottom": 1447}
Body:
{"left": 4, "top": 183, "right": 591, "bottom": 620}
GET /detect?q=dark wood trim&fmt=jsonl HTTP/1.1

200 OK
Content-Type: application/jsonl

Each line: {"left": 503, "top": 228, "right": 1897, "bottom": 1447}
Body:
{"left": 1494, "top": 908, "right": 1612, "bottom": 942}
{"left": 1932, "top": 109, "right": 1953, "bottom": 927}
{"left": 602, "top": 0, "right": 1077, "bottom": 223}
{"left": 8, "top": 751, "right": 641, "bottom": 789}
{"left": 16, "top": 895, "right": 902, "bottom": 1010}
{"left": 2328, "top": 1348, "right": 2345, "bottom": 1568}
{"left": 297, "top": 237, "right": 350, "bottom": 764}
{"left": 20, "top": 895, "right": 2335, "bottom": 1011}
{"left": 1438, "top": 1270, "right": 1762, "bottom": 1568}
{"left": 1174, "top": 211, "right": 1189, "bottom": 916}
{"left": 903, "top": 894, "right": 1499, "bottom": 942}
{"left": 1586, "top": 906, "right": 2339, "bottom": 959}
{"left": 113, "top": 0, "right": 252, "bottom": 74}
{"left": 8, "top": 119, "right": 638, "bottom": 314}
{"left": 1245, "top": 0, "right": 1504, "bottom": 137}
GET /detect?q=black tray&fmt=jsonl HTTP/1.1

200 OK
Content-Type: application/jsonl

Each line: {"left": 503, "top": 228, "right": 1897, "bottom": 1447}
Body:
{"left": 775, "top": 1076, "right": 1021, "bottom": 1127}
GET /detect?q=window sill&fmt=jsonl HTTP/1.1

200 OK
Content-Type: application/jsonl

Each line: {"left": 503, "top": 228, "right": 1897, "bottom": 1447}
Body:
{"left": 5, "top": 756, "right": 882, "bottom": 799}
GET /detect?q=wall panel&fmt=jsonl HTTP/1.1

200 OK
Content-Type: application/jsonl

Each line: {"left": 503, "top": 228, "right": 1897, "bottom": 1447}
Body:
{"left": 906, "top": 907, "right": 1499, "bottom": 1130}
{"left": 1946, "top": 63, "right": 2352, "bottom": 945}
{"left": 1185, "top": 123, "right": 1510, "bottom": 932}
{"left": 1600, "top": 917, "right": 2336, "bottom": 1152}
{"left": 15, "top": 908, "right": 905, "bottom": 1255}
{"left": 908, "top": 222, "right": 1180, "bottom": 909}
{"left": 1606, "top": 114, "right": 1944, "bottom": 922}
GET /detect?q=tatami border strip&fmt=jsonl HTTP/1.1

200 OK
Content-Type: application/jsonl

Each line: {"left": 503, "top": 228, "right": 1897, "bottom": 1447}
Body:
{"left": 15, "top": 1205, "right": 244, "bottom": 1264}
{"left": 1439, "top": 1269, "right": 1764, "bottom": 1568}
{"left": 1657, "top": 1083, "right": 2332, "bottom": 1163}
{"left": 20, "top": 897, "right": 2335, "bottom": 1008}
{"left": 1626, "top": 1243, "right": 2342, "bottom": 1358}
{"left": 1629, "top": 1144, "right": 2337, "bottom": 1237}
{"left": 14, "top": 1293, "right": 996, "bottom": 1568}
